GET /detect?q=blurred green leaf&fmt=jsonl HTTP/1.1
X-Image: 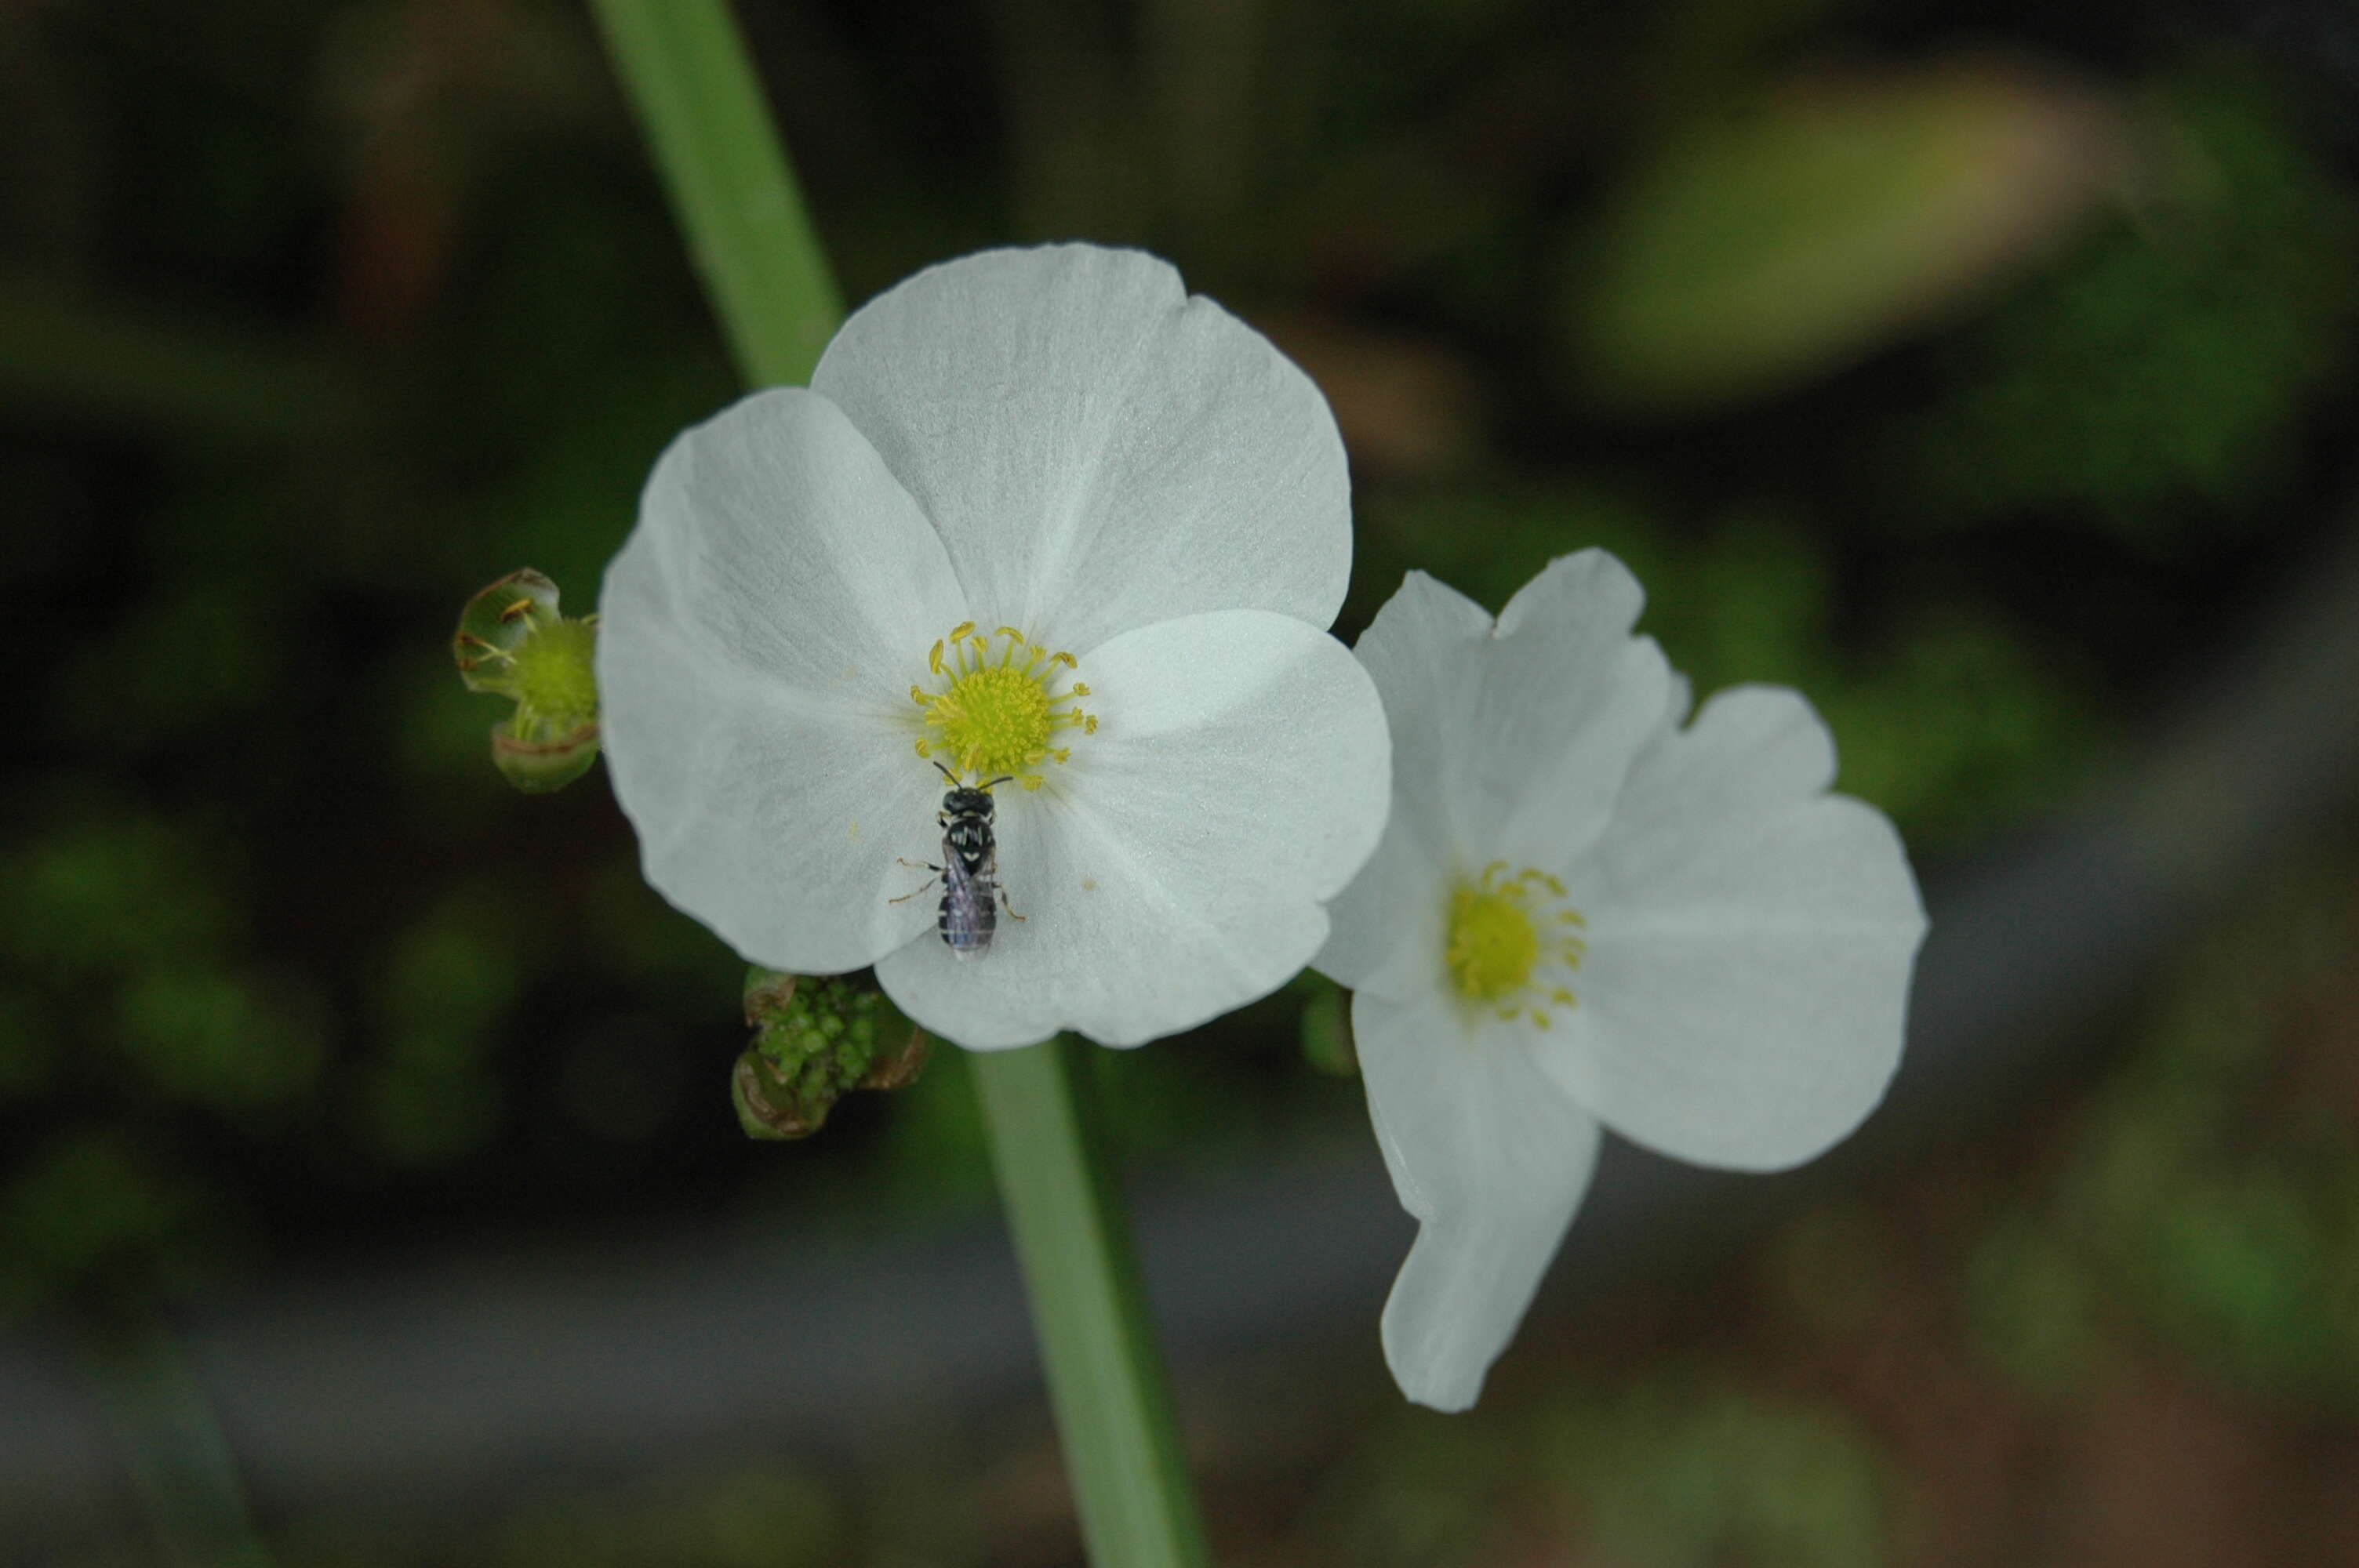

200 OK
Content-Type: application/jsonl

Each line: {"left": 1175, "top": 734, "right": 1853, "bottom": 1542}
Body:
{"left": 1823, "top": 608, "right": 2099, "bottom": 839}
{"left": 360, "top": 887, "right": 530, "bottom": 1164}
{"left": 1909, "top": 67, "right": 2359, "bottom": 531}
{"left": 1570, "top": 58, "right": 2125, "bottom": 411}
{"left": 1547, "top": 1384, "right": 1894, "bottom": 1568}
{"left": 1966, "top": 1211, "right": 2112, "bottom": 1402}
{"left": 580, "top": 858, "right": 741, "bottom": 997}
{"left": 56, "top": 577, "right": 281, "bottom": 744}
{"left": 2059, "top": 871, "right": 2359, "bottom": 1408}
{"left": 0, "top": 1131, "right": 206, "bottom": 1319}
{"left": 0, "top": 810, "right": 237, "bottom": 980}
{"left": 2134, "top": 1167, "right": 2348, "bottom": 1395}
{"left": 0, "top": 985, "right": 59, "bottom": 1102}
{"left": 1301, "top": 1411, "right": 1515, "bottom": 1568}
{"left": 0, "top": 267, "right": 365, "bottom": 442}
{"left": 115, "top": 964, "right": 325, "bottom": 1116}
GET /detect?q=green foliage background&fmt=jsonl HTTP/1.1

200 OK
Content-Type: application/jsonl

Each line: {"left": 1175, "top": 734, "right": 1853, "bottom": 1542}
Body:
{"left": 5, "top": 0, "right": 2359, "bottom": 1563}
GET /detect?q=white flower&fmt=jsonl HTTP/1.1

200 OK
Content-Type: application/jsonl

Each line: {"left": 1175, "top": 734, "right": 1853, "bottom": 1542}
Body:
{"left": 597, "top": 245, "right": 1391, "bottom": 1051}
{"left": 1314, "top": 553, "right": 1926, "bottom": 1410}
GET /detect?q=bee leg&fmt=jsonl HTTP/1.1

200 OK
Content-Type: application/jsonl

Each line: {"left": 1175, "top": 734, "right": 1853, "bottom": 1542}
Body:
{"left": 889, "top": 858, "right": 943, "bottom": 905}
{"left": 999, "top": 885, "right": 1027, "bottom": 923}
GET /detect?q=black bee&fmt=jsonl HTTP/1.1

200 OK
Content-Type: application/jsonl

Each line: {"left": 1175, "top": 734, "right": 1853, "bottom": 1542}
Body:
{"left": 895, "top": 761, "right": 1023, "bottom": 958}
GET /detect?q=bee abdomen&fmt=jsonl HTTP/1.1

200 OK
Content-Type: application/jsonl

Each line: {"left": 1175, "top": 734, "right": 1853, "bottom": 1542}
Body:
{"left": 940, "top": 882, "right": 997, "bottom": 959}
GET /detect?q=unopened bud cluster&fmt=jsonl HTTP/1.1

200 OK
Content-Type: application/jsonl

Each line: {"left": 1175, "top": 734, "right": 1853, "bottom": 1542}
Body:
{"left": 732, "top": 969, "right": 929, "bottom": 1140}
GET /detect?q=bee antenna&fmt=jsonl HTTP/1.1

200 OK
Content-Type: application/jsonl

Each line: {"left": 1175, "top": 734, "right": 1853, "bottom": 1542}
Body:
{"left": 932, "top": 760, "right": 960, "bottom": 786}
{"left": 979, "top": 775, "right": 1016, "bottom": 791}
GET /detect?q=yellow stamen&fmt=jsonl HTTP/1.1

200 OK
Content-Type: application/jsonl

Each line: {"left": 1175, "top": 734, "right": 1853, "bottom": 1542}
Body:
{"left": 909, "top": 619, "right": 1097, "bottom": 785}
{"left": 1441, "top": 862, "right": 1587, "bottom": 1028}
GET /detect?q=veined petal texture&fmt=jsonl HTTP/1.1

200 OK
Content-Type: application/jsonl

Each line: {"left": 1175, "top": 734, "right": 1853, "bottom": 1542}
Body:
{"left": 1321, "top": 557, "right": 1670, "bottom": 988}
{"left": 1346, "top": 560, "right": 1671, "bottom": 877}
{"left": 599, "top": 388, "right": 968, "bottom": 973}
{"left": 1356, "top": 983, "right": 1603, "bottom": 1413}
{"left": 1543, "top": 686, "right": 1928, "bottom": 1170}
{"left": 812, "top": 245, "right": 1351, "bottom": 655}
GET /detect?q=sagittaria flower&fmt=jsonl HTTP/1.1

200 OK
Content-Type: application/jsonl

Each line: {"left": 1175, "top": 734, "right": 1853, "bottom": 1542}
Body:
{"left": 598, "top": 245, "right": 1390, "bottom": 1051}
{"left": 1315, "top": 553, "right": 1925, "bottom": 1410}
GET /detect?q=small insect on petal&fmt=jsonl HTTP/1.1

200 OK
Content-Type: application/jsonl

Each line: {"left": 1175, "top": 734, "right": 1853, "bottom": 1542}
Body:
{"left": 895, "top": 762, "right": 1025, "bottom": 958}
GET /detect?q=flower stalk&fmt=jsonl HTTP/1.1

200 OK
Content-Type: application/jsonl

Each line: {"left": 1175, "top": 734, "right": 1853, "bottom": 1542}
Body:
{"left": 586, "top": 0, "right": 841, "bottom": 387}
{"left": 972, "top": 1040, "right": 1212, "bottom": 1568}
{"left": 590, "top": 5, "right": 1215, "bottom": 1561}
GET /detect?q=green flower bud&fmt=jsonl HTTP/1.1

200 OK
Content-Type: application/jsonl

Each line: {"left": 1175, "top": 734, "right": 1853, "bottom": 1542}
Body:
{"left": 453, "top": 569, "right": 602, "bottom": 793}
{"left": 731, "top": 969, "right": 930, "bottom": 1140}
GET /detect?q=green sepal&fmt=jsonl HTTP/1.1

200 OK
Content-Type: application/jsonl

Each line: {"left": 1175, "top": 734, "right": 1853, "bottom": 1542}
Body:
{"left": 490, "top": 722, "right": 603, "bottom": 794}
{"left": 453, "top": 569, "right": 563, "bottom": 696}
{"left": 732, "top": 969, "right": 929, "bottom": 1140}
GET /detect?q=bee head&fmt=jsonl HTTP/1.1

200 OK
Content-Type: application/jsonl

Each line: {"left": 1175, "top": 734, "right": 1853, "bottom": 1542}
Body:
{"left": 933, "top": 761, "right": 1007, "bottom": 818}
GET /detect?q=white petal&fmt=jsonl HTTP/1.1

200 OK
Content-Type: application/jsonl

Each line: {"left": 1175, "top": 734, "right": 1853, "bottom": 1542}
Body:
{"left": 616, "top": 387, "right": 969, "bottom": 691}
{"left": 1542, "top": 687, "right": 1928, "bottom": 1171}
{"left": 875, "top": 610, "right": 1390, "bottom": 1050}
{"left": 1356, "top": 984, "right": 1602, "bottom": 1412}
{"left": 598, "top": 387, "right": 968, "bottom": 972}
{"left": 1312, "top": 794, "right": 1449, "bottom": 997}
{"left": 812, "top": 245, "right": 1352, "bottom": 654}
{"left": 1347, "top": 559, "right": 1673, "bottom": 877}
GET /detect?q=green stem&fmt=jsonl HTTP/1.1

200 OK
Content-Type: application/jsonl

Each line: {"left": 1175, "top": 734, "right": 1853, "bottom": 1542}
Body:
{"left": 587, "top": 0, "right": 843, "bottom": 387}
{"left": 972, "top": 1040, "right": 1212, "bottom": 1567}
{"left": 587, "top": 9, "right": 1212, "bottom": 1562}
{"left": 85, "top": 1322, "right": 274, "bottom": 1568}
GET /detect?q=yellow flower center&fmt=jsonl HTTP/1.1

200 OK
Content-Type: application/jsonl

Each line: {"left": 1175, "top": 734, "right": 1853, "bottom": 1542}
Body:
{"left": 910, "top": 622, "right": 1096, "bottom": 789}
{"left": 1444, "top": 862, "right": 1587, "bottom": 1029}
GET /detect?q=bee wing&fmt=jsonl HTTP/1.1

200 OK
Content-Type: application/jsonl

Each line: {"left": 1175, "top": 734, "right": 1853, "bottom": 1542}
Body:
{"left": 939, "top": 851, "right": 997, "bottom": 957}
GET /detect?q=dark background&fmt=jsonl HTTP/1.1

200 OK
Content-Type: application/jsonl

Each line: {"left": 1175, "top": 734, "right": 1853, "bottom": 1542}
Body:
{"left": 5, "top": 0, "right": 2359, "bottom": 1563}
